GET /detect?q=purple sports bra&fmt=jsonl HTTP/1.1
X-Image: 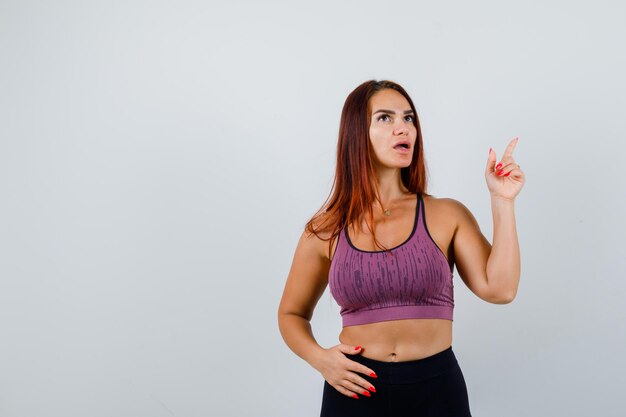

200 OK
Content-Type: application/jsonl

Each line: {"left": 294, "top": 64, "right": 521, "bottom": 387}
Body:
{"left": 328, "top": 193, "right": 454, "bottom": 327}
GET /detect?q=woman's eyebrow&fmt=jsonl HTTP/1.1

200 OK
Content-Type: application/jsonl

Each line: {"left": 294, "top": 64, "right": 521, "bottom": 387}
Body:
{"left": 372, "top": 109, "right": 414, "bottom": 115}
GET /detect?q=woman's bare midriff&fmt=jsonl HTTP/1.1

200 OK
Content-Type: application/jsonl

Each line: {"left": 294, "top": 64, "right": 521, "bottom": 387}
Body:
{"left": 326, "top": 194, "right": 456, "bottom": 363}
{"left": 338, "top": 318, "right": 452, "bottom": 362}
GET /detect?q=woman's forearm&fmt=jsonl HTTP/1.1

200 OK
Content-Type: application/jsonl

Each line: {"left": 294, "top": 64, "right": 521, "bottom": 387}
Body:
{"left": 278, "top": 313, "right": 326, "bottom": 369}
{"left": 486, "top": 196, "right": 521, "bottom": 301}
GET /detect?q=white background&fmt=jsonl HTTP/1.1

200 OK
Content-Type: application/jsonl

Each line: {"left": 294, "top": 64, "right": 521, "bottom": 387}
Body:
{"left": 1, "top": 1, "right": 625, "bottom": 416}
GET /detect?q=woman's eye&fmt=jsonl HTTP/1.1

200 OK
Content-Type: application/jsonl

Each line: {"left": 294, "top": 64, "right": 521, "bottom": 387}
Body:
{"left": 405, "top": 115, "right": 413, "bottom": 122}
{"left": 377, "top": 115, "right": 390, "bottom": 122}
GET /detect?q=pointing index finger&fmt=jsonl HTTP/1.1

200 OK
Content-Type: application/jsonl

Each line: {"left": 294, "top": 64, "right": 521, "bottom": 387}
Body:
{"left": 501, "top": 137, "right": 519, "bottom": 160}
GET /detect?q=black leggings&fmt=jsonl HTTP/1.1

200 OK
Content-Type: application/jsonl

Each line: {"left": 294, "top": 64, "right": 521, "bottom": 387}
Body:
{"left": 319, "top": 346, "right": 472, "bottom": 417}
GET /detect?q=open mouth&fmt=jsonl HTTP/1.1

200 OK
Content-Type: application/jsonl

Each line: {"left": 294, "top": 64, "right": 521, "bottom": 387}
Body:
{"left": 393, "top": 143, "right": 411, "bottom": 153}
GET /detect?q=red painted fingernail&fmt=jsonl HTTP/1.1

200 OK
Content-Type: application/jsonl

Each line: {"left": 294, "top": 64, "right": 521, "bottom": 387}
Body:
{"left": 362, "top": 390, "right": 371, "bottom": 397}
{"left": 504, "top": 172, "right": 511, "bottom": 177}
{"left": 354, "top": 346, "right": 361, "bottom": 350}
{"left": 496, "top": 163, "right": 502, "bottom": 170}
{"left": 497, "top": 170, "right": 503, "bottom": 175}
{"left": 369, "top": 386, "right": 376, "bottom": 392}
{"left": 352, "top": 393, "right": 359, "bottom": 399}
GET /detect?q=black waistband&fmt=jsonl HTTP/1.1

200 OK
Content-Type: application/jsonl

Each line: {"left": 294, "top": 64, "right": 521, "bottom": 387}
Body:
{"left": 347, "top": 345, "right": 458, "bottom": 384}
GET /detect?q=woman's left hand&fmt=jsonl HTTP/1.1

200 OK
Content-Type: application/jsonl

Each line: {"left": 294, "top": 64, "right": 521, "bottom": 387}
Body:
{"left": 485, "top": 137, "right": 525, "bottom": 201}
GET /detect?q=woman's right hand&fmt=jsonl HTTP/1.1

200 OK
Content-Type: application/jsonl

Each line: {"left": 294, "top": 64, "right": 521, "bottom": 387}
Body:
{"left": 313, "top": 344, "right": 378, "bottom": 399}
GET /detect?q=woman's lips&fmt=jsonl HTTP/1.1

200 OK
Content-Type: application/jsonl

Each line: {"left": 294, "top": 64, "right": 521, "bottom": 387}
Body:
{"left": 393, "top": 145, "right": 411, "bottom": 154}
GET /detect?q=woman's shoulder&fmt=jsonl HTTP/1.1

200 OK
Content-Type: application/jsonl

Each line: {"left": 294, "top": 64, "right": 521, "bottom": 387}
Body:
{"left": 422, "top": 193, "right": 459, "bottom": 206}
{"left": 422, "top": 194, "right": 475, "bottom": 224}
{"left": 300, "top": 214, "right": 339, "bottom": 260}
{"left": 423, "top": 193, "right": 468, "bottom": 207}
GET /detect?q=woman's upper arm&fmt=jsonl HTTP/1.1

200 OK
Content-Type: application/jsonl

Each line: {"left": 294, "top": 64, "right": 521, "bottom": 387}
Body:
{"left": 277, "top": 228, "right": 330, "bottom": 321}
{"left": 450, "top": 199, "right": 500, "bottom": 303}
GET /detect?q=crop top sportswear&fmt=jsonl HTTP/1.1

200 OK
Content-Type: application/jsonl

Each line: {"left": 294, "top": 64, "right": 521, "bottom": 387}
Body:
{"left": 328, "top": 193, "right": 454, "bottom": 327}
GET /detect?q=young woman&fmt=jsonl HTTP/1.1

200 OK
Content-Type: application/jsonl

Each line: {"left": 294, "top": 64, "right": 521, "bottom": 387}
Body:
{"left": 277, "top": 79, "right": 524, "bottom": 416}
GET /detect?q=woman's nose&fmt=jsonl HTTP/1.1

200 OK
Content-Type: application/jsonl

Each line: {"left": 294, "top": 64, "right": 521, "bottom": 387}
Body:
{"left": 394, "top": 125, "right": 409, "bottom": 135}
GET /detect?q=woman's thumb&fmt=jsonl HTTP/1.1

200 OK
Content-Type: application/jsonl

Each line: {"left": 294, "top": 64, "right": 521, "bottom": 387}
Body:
{"left": 339, "top": 344, "right": 362, "bottom": 354}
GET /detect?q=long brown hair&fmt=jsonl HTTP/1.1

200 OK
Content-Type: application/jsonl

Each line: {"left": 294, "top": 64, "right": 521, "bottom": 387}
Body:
{"left": 305, "top": 79, "right": 432, "bottom": 259}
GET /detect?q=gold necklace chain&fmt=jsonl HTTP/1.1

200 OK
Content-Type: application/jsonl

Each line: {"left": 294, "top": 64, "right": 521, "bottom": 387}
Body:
{"left": 380, "top": 192, "right": 411, "bottom": 216}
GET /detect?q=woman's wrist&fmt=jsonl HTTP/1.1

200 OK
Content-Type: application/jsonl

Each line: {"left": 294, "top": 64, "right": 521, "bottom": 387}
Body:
{"left": 306, "top": 345, "right": 328, "bottom": 370}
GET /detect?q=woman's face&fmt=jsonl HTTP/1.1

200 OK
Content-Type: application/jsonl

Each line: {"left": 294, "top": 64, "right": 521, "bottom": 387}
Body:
{"left": 368, "top": 89, "right": 417, "bottom": 169}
